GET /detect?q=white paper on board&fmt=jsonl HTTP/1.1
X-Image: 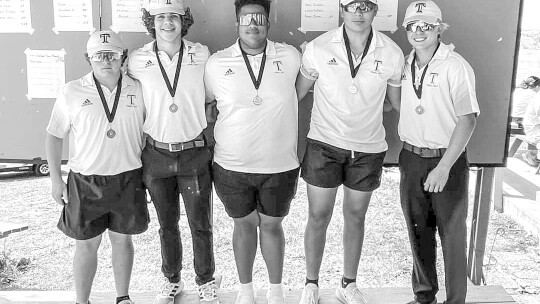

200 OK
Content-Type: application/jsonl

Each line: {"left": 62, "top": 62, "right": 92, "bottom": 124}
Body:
{"left": 52, "top": 0, "right": 94, "bottom": 34}
{"left": 300, "top": 0, "right": 339, "bottom": 33}
{"left": 110, "top": 0, "right": 147, "bottom": 33}
{"left": 25, "top": 49, "right": 66, "bottom": 99}
{"left": 0, "top": 0, "right": 34, "bottom": 34}
{"left": 372, "top": 0, "right": 399, "bottom": 33}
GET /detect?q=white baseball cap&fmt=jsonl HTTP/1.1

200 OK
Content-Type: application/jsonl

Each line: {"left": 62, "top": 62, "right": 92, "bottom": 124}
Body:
{"left": 86, "top": 30, "right": 124, "bottom": 56}
{"left": 402, "top": 1, "right": 442, "bottom": 26}
{"left": 148, "top": 0, "right": 186, "bottom": 15}
{"left": 341, "top": 0, "right": 377, "bottom": 5}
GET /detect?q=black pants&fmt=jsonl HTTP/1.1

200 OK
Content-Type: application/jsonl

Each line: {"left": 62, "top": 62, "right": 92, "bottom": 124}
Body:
{"left": 142, "top": 143, "right": 214, "bottom": 285}
{"left": 399, "top": 149, "right": 469, "bottom": 304}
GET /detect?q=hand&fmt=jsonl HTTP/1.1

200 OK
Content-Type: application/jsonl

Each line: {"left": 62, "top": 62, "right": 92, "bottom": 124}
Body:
{"left": 423, "top": 165, "right": 450, "bottom": 193}
{"left": 51, "top": 179, "right": 68, "bottom": 206}
{"left": 205, "top": 100, "right": 218, "bottom": 123}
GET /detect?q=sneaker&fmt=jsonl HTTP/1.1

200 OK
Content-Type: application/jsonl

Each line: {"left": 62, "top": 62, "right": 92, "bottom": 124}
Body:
{"left": 335, "top": 282, "right": 367, "bottom": 304}
{"left": 522, "top": 152, "right": 540, "bottom": 167}
{"left": 235, "top": 288, "right": 255, "bottom": 304}
{"left": 299, "top": 283, "right": 319, "bottom": 304}
{"left": 153, "top": 281, "right": 185, "bottom": 304}
{"left": 199, "top": 275, "right": 222, "bottom": 303}
{"left": 118, "top": 300, "right": 135, "bottom": 304}
{"left": 266, "top": 290, "right": 285, "bottom": 304}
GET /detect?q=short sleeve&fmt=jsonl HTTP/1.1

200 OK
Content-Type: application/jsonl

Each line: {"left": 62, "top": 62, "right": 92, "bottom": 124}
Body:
{"left": 300, "top": 41, "right": 319, "bottom": 80}
{"left": 204, "top": 56, "right": 216, "bottom": 101}
{"left": 450, "top": 59, "right": 480, "bottom": 117}
{"left": 46, "top": 88, "right": 71, "bottom": 139}
{"left": 388, "top": 50, "right": 405, "bottom": 87}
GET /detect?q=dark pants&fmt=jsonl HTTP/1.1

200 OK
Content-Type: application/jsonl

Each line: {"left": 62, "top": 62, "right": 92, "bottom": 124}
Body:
{"left": 399, "top": 149, "right": 469, "bottom": 304}
{"left": 142, "top": 143, "right": 214, "bottom": 285}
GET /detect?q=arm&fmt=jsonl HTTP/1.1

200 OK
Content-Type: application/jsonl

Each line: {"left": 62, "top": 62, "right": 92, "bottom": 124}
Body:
{"left": 385, "top": 85, "right": 401, "bottom": 112}
{"left": 45, "top": 133, "right": 68, "bottom": 205}
{"left": 424, "top": 113, "right": 476, "bottom": 192}
{"left": 295, "top": 72, "right": 316, "bottom": 102}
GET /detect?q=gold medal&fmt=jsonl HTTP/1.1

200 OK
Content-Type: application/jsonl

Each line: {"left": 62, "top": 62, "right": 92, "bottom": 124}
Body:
{"left": 253, "top": 96, "right": 263, "bottom": 105}
{"left": 349, "top": 84, "right": 358, "bottom": 94}
{"left": 169, "top": 104, "right": 178, "bottom": 113}
{"left": 415, "top": 105, "right": 425, "bottom": 115}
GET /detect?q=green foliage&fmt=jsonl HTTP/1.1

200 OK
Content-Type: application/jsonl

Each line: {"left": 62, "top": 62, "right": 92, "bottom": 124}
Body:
{"left": 0, "top": 252, "right": 31, "bottom": 285}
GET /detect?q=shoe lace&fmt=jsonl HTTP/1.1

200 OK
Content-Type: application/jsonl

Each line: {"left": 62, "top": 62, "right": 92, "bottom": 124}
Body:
{"left": 199, "top": 281, "right": 218, "bottom": 299}
{"left": 160, "top": 283, "right": 180, "bottom": 297}
{"left": 302, "top": 288, "right": 317, "bottom": 304}
{"left": 345, "top": 287, "right": 365, "bottom": 304}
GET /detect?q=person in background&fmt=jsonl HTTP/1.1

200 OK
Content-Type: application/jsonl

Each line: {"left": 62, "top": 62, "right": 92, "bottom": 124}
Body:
{"left": 522, "top": 93, "right": 540, "bottom": 166}
{"left": 295, "top": 1, "right": 404, "bottom": 303}
{"left": 46, "top": 30, "right": 148, "bottom": 304}
{"left": 127, "top": 0, "right": 220, "bottom": 303}
{"left": 204, "top": 0, "right": 301, "bottom": 303}
{"left": 511, "top": 76, "right": 540, "bottom": 133}
{"left": 398, "top": 1, "right": 479, "bottom": 304}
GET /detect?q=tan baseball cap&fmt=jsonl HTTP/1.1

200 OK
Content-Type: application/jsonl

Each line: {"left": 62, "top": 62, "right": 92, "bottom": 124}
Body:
{"left": 341, "top": 0, "right": 377, "bottom": 5}
{"left": 86, "top": 30, "right": 124, "bottom": 56}
{"left": 402, "top": 1, "right": 442, "bottom": 26}
{"left": 148, "top": 0, "right": 186, "bottom": 15}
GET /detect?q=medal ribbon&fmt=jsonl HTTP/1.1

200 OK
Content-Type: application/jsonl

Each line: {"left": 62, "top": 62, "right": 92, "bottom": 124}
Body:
{"left": 239, "top": 40, "right": 267, "bottom": 91}
{"left": 411, "top": 43, "right": 440, "bottom": 99}
{"left": 343, "top": 27, "right": 373, "bottom": 80}
{"left": 154, "top": 41, "right": 184, "bottom": 98}
{"left": 94, "top": 74, "right": 122, "bottom": 124}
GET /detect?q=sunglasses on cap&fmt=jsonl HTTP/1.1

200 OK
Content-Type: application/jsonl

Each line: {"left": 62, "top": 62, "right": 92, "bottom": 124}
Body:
{"left": 405, "top": 21, "right": 439, "bottom": 32}
{"left": 238, "top": 13, "right": 269, "bottom": 26}
{"left": 342, "top": 1, "right": 375, "bottom": 13}
{"left": 90, "top": 52, "right": 123, "bottom": 62}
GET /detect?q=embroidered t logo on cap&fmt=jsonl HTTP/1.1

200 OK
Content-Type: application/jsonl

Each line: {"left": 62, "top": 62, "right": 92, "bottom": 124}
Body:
{"left": 87, "top": 30, "right": 124, "bottom": 56}
{"left": 148, "top": 0, "right": 186, "bottom": 15}
{"left": 402, "top": 1, "right": 442, "bottom": 26}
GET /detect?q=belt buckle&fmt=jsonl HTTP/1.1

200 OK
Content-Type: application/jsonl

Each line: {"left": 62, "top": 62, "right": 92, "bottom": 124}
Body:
{"left": 419, "top": 148, "right": 434, "bottom": 158}
{"left": 168, "top": 142, "right": 184, "bottom": 152}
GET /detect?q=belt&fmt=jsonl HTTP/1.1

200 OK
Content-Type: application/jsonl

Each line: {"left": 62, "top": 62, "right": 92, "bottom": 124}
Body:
{"left": 146, "top": 135, "right": 205, "bottom": 152}
{"left": 403, "top": 142, "right": 446, "bottom": 158}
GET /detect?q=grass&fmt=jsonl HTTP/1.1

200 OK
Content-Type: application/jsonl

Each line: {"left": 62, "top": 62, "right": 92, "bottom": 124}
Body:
{"left": 0, "top": 168, "right": 538, "bottom": 304}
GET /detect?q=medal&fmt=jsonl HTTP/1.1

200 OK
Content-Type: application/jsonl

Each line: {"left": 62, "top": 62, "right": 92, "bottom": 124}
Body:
{"left": 155, "top": 41, "right": 184, "bottom": 113}
{"left": 343, "top": 28, "right": 373, "bottom": 95}
{"left": 415, "top": 105, "right": 425, "bottom": 115}
{"left": 93, "top": 74, "right": 122, "bottom": 140}
{"left": 107, "top": 129, "right": 116, "bottom": 138}
{"left": 240, "top": 41, "right": 267, "bottom": 106}
{"left": 253, "top": 96, "right": 263, "bottom": 105}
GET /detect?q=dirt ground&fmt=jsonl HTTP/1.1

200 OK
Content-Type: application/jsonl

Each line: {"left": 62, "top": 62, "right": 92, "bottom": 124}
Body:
{"left": 0, "top": 168, "right": 538, "bottom": 303}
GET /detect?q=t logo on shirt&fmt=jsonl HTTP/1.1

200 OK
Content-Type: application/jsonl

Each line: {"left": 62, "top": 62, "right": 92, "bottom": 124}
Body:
{"left": 426, "top": 73, "right": 439, "bottom": 87}
{"left": 273, "top": 61, "right": 284, "bottom": 73}
{"left": 126, "top": 94, "right": 137, "bottom": 108}
{"left": 371, "top": 60, "right": 382, "bottom": 74}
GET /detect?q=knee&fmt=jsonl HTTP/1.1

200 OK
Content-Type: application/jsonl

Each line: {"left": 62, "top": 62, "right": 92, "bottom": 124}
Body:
{"left": 343, "top": 208, "right": 367, "bottom": 224}
{"left": 108, "top": 233, "right": 133, "bottom": 247}
{"left": 307, "top": 210, "right": 332, "bottom": 229}
{"left": 75, "top": 237, "right": 102, "bottom": 255}
{"left": 233, "top": 217, "right": 259, "bottom": 235}
{"left": 259, "top": 220, "right": 283, "bottom": 235}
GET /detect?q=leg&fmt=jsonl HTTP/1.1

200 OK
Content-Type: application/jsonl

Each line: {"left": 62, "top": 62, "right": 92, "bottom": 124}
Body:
{"left": 74, "top": 234, "right": 102, "bottom": 304}
{"left": 433, "top": 155, "right": 469, "bottom": 304}
{"left": 259, "top": 213, "right": 285, "bottom": 284}
{"left": 232, "top": 211, "right": 260, "bottom": 284}
{"left": 341, "top": 187, "right": 372, "bottom": 279}
{"left": 108, "top": 231, "right": 134, "bottom": 298}
{"left": 304, "top": 184, "right": 338, "bottom": 280}
{"left": 399, "top": 149, "right": 439, "bottom": 304}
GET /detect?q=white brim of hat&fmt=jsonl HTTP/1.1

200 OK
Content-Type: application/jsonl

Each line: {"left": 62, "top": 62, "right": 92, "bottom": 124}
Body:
{"left": 87, "top": 46, "right": 124, "bottom": 57}
{"left": 402, "top": 15, "right": 440, "bottom": 26}
{"left": 149, "top": 7, "right": 185, "bottom": 15}
{"left": 341, "top": 0, "right": 377, "bottom": 5}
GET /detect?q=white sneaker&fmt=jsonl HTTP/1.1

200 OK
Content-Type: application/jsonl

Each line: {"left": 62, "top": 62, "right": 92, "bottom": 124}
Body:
{"left": 235, "top": 288, "right": 255, "bottom": 304}
{"left": 153, "top": 281, "right": 185, "bottom": 304}
{"left": 199, "top": 275, "right": 222, "bottom": 303}
{"left": 335, "top": 282, "right": 367, "bottom": 304}
{"left": 266, "top": 290, "right": 285, "bottom": 304}
{"left": 299, "top": 283, "right": 319, "bottom": 304}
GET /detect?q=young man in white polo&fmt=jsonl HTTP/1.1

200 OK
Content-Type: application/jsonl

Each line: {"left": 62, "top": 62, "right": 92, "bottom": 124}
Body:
{"left": 204, "top": 0, "right": 301, "bottom": 303}
{"left": 398, "top": 2, "right": 479, "bottom": 304}
{"left": 127, "top": 1, "right": 220, "bottom": 303}
{"left": 295, "top": 1, "right": 403, "bottom": 303}
{"left": 46, "top": 30, "right": 148, "bottom": 304}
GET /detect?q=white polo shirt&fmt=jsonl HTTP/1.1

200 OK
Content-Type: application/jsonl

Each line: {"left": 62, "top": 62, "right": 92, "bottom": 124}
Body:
{"left": 205, "top": 40, "right": 301, "bottom": 174}
{"left": 46, "top": 72, "right": 145, "bottom": 176}
{"left": 399, "top": 43, "right": 480, "bottom": 149}
{"left": 301, "top": 26, "right": 404, "bottom": 153}
{"left": 128, "top": 39, "right": 210, "bottom": 143}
